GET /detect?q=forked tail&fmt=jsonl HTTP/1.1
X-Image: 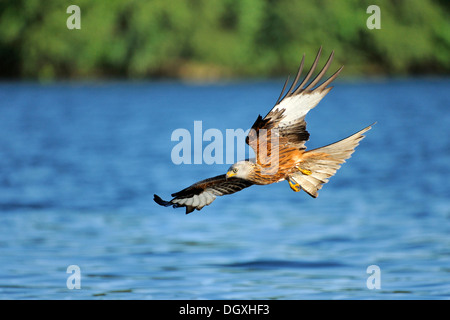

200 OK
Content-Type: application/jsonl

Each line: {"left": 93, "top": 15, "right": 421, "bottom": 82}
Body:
{"left": 289, "top": 124, "right": 374, "bottom": 197}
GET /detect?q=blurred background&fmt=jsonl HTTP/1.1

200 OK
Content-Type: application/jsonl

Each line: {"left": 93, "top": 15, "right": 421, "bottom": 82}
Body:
{"left": 0, "top": 0, "right": 449, "bottom": 300}
{"left": 0, "top": 0, "right": 449, "bottom": 81}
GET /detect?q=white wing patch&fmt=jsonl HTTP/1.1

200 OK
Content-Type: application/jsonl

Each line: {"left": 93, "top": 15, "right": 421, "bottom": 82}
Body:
{"left": 155, "top": 174, "right": 253, "bottom": 214}
{"left": 261, "top": 47, "right": 343, "bottom": 131}
{"left": 172, "top": 191, "right": 217, "bottom": 210}
{"left": 274, "top": 89, "right": 330, "bottom": 127}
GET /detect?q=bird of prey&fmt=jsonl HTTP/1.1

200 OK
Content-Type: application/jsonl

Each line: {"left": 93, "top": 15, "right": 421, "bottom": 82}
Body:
{"left": 154, "top": 47, "right": 373, "bottom": 214}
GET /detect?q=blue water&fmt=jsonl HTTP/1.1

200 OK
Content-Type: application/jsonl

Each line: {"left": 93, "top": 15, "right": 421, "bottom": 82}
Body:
{"left": 0, "top": 78, "right": 449, "bottom": 299}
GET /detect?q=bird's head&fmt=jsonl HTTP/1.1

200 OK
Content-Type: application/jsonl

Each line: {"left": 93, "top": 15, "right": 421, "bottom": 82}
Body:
{"left": 226, "top": 161, "right": 254, "bottom": 180}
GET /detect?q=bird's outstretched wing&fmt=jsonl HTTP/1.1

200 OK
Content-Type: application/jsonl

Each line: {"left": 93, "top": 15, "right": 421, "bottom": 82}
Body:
{"left": 246, "top": 47, "right": 343, "bottom": 166}
{"left": 154, "top": 174, "right": 253, "bottom": 214}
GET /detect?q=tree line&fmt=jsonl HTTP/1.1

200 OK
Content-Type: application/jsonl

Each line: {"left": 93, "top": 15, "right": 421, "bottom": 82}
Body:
{"left": 0, "top": 0, "right": 448, "bottom": 80}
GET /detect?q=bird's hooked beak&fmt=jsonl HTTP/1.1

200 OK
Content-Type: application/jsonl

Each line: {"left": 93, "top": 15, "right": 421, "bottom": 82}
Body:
{"left": 226, "top": 171, "right": 236, "bottom": 179}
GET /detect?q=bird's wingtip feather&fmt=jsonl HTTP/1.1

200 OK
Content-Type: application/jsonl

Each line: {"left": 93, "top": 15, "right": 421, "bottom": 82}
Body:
{"left": 154, "top": 194, "right": 172, "bottom": 207}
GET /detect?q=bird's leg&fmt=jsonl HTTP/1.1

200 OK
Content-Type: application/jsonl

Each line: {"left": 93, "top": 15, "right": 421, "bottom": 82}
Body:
{"left": 297, "top": 166, "right": 312, "bottom": 175}
{"left": 288, "top": 178, "right": 301, "bottom": 192}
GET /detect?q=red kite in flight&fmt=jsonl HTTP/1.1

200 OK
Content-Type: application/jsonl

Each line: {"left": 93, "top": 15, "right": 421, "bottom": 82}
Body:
{"left": 154, "top": 48, "right": 373, "bottom": 214}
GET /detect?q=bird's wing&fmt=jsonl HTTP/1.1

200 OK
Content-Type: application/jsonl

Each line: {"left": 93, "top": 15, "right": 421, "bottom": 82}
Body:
{"left": 154, "top": 174, "right": 253, "bottom": 214}
{"left": 246, "top": 47, "right": 343, "bottom": 166}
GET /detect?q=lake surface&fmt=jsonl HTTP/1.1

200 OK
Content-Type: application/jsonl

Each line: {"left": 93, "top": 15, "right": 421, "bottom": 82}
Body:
{"left": 0, "top": 78, "right": 449, "bottom": 299}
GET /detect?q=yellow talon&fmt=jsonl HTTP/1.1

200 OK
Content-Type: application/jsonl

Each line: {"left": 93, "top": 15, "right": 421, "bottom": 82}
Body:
{"left": 298, "top": 167, "right": 312, "bottom": 175}
{"left": 288, "top": 179, "right": 301, "bottom": 192}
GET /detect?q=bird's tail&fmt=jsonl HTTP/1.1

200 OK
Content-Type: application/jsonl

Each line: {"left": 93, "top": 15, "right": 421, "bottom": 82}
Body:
{"left": 289, "top": 124, "right": 374, "bottom": 197}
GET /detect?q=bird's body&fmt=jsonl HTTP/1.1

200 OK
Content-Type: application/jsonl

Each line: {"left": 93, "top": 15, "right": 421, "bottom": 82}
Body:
{"left": 154, "top": 47, "right": 374, "bottom": 214}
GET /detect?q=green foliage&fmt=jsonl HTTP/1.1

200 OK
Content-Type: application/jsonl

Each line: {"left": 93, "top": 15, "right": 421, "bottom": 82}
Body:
{"left": 0, "top": 0, "right": 448, "bottom": 80}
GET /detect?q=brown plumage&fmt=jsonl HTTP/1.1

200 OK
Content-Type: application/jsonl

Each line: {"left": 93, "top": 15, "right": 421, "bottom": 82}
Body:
{"left": 154, "top": 47, "right": 374, "bottom": 214}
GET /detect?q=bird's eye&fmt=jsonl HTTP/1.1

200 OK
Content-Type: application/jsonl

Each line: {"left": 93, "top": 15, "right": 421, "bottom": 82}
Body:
{"left": 232, "top": 168, "right": 238, "bottom": 173}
